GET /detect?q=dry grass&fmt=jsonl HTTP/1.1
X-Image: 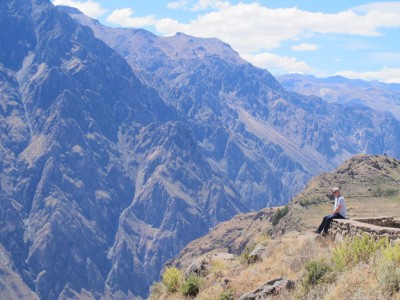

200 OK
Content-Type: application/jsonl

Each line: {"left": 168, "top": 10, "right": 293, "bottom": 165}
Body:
{"left": 151, "top": 232, "right": 333, "bottom": 299}
{"left": 151, "top": 231, "right": 400, "bottom": 300}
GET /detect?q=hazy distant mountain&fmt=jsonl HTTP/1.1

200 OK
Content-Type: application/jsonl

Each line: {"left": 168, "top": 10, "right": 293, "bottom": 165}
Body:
{"left": 2, "top": 1, "right": 400, "bottom": 299}
{"left": 278, "top": 74, "right": 400, "bottom": 120}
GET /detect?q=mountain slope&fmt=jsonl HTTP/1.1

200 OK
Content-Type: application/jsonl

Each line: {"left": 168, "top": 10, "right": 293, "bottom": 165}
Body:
{"left": 2, "top": 1, "right": 400, "bottom": 299}
{"left": 1, "top": 1, "right": 244, "bottom": 298}
{"left": 67, "top": 6, "right": 400, "bottom": 207}
{"left": 278, "top": 74, "right": 400, "bottom": 120}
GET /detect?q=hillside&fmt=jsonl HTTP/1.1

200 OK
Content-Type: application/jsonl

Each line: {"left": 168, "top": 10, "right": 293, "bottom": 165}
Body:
{"left": 169, "top": 154, "right": 400, "bottom": 266}
{"left": 2, "top": 1, "right": 400, "bottom": 299}
{"left": 153, "top": 154, "right": 400, "bottom": 299}
{"left": 274, "top": 154, "right": 400, "bottom": 235}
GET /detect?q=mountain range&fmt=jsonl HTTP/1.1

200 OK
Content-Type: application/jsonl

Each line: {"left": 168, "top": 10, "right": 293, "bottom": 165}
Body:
{"left": 1, "top": 0, "right": 400, "bottom": 299}
{"left": 278, "top": 73, "right": 400, "bottom": 120}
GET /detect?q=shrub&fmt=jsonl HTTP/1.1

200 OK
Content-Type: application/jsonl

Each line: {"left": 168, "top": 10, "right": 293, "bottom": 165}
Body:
{"left": 217, "top": 289, "right": 234, "bottom": 300}
{"left": 239, "top": 244, "right": 256, "bottom": 264}
{"left": 377, "top": 240, "right": 400, "bottom": 295}
{"left": 271, "top": 206, "right": 288, "bottom": 226}
{"left": 181, "top": 273, "right": 202, "bottom": 298}
{"left": 333, "top": 234, "right": 384, "bottom": 271}
{"left": 254, "top": 233, "right": 270, "bottom": 246}
{"left": 373, "top": 186, "right": 399, "bottom": 197}
{"left": 162, "top": 267, "right": 183, "bottom": 293}
{"left": 378, "top": 260, "right": 400, "bottom": 295}
{"left": 381, "top": 240, "right": 400, "bottom": 264}
{"left": 299, "top": 197, "right": 325, "bottom": 207}
{"left": 211, "top": 260, "right": 226, "bottom": 278}
{"left": 302, "top": 259, "right": 332, "bottom": 291}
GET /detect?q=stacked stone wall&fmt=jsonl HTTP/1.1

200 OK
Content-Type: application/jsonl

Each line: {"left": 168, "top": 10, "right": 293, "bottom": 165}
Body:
{"left": 331, "top": 217, "right": 400, "bottom": 242}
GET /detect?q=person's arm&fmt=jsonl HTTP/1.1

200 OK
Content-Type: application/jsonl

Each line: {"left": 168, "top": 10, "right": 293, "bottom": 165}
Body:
{"left": 333, "top": 197, "right": 344, "bottom": 214}
{"left": 333, "top": 204, "right": 342, "bottom": 214}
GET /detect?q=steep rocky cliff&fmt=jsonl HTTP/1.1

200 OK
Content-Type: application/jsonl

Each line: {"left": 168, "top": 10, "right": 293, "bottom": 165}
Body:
{"left": 2, "top": 1, "right": 400, "bottom": 299}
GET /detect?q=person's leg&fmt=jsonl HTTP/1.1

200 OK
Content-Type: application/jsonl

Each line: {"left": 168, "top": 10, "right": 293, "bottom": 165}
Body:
{"left": 322, "top": 213, "right": 343, "bottom": 233}
{"left": 316, "top": 215, "right": 329, "bottom": 233}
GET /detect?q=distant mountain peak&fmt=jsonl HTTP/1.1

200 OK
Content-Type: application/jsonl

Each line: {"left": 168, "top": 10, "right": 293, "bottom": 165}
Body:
{"left": 56, "top": 5, "right": 83, "bottom": 15}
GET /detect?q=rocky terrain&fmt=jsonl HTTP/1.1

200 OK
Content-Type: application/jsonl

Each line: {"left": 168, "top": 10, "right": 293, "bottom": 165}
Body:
{"left": 2, "top": 1, "right": 400, "bottom": 299}
{"left": 274, "top": 154, "right": 400, "bottom": 235}
{"left": 169, "top": 154, "right": 400, "bottom": 268}
{"left": 154, "top": 154, "right": 400, "bottom": 299}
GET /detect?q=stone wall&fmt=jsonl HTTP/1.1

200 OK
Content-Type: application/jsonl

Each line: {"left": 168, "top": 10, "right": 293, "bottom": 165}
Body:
{"left": 331, "top": 217, "right": 400, "bottom": 242}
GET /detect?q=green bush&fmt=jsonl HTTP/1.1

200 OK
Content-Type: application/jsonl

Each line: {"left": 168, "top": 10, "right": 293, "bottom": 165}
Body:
{"left": 381, "top": 240, "right": 400, "bottom": 264}
{"left": 271, "top": 206, "right": 288, "bottom": 226}
{"left": 333, "top": 234, "right": 384, "bottom": 271}
{"left": 299, "top": 197, "right": 325, "bottom": 207}
{"left": 181, "top": 273, "right": 201, "bottom": 298}
{"left": 302, "top": 259, "right": 332, "bottom": 291}
{"left": 217, "top": 289, "right": 234, "bottom": 300}
{"left": 162, "top": 267, "right": 183, "bottom": 293}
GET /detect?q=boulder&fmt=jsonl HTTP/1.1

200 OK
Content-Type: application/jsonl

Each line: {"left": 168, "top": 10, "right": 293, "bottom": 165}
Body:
{"left": 248, "top": 245, "right": 266, "bottom": 263}
{"left": 184, "top": 259, "right": 208, "bottom": 278}
{"left": 239, "top": 277, "right": 295, "bottom": 300}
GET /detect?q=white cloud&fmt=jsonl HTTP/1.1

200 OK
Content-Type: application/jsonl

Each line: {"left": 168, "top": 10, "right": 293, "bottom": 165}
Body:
{"left": 242, "top": 52, "right": 314, "bottom": 75}
{"left": 155, "top": 18, "right": 190, "bottom": 35}
{"left": 52, "top": 0, "right": 105, "bottom": 18}
{"left": 150, "top": 2, "right": 400, "bottom": 54}
{"left": 190, "top": 0, "right": 230, "bottom": 11}
{"left": 103, "top": 2, "right": 400, "bottom": 54}
{"left": 167, "top": 0, "right": 190, "bottom": 10}
{"left": 291, "top": 43, "right": 318, "bottom": 51}
{"left": 106, "top": 8, "right": 156, "bottom": 28}
{"left": 101, "top": 1, "right": 400, "bottom": 80}
{"left": 167, "top": 0, "right": 229, "bottom": 11}
{"left": 354, "top": 2, "right": 400, "bottom": 14}
{"left": 336, "top": 67, "right": 400, "bottom": 83}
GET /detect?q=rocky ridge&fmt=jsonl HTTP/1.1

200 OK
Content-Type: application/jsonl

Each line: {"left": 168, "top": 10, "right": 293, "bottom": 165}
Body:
{"left": 2, "top": 1, "right": 400, "bottom": 299}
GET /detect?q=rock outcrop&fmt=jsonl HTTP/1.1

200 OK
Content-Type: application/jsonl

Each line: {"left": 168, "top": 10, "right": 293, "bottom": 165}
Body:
{"left": 239, "top": 277, "right": 295, "bottom": 300}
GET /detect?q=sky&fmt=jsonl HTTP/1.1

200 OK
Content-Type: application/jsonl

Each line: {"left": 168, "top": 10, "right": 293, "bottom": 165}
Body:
{"left": 51, "top": 0, "right": 400, "bottom": 83}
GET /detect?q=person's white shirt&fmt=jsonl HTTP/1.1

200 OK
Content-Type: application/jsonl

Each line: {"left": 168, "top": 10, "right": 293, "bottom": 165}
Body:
{"left": 334, "top": 196, "right": 347, "bottom": 218}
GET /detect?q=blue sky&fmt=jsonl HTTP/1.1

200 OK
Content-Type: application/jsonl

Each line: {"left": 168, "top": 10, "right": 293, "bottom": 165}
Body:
{"left": 52, "top": 0, "right": 400, "bottom": 83}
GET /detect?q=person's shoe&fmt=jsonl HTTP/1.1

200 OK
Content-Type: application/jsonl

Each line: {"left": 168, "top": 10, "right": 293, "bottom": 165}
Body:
{"left": 313, "top": 230, "right": 321, "bottom": 234}
{"left": 321, "top": 232, "right": 327, "bottom": 236}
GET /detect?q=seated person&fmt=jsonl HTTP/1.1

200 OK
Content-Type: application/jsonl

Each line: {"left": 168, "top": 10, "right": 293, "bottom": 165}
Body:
{"left": 315, "top": 187, "right": 347, "bottom": 235}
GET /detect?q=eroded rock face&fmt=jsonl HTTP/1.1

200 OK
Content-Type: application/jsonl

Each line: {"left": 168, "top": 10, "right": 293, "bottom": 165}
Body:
{"left": 2, "top": 1, "right": 400, "bottom": 299}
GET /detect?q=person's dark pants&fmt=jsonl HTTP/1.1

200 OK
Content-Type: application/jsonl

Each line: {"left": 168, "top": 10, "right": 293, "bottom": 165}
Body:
{"left": 317, "top": 213, "right": 345, "bottom": 234}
